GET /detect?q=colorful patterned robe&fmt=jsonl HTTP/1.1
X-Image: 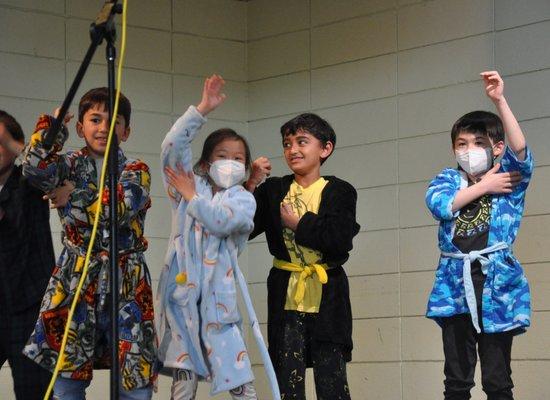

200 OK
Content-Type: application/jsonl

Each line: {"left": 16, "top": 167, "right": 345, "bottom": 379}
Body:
{"left": 425, "top": 146, "right": 534, "bottom": 333}
{"left": 155, "top": 106, "right": 257, "bottom": 395}
{"left": 22, "top": 115, "right": 156, "bottom": 390}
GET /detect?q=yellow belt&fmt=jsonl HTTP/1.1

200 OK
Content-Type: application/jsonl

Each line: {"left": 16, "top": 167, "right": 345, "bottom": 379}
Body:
{"left": 273, "top": 258, "right": 328, "bottom": 305}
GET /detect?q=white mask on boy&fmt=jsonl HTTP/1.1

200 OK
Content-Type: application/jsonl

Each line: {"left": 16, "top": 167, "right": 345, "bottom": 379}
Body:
{"left": 208, "top": 160, "right": 245, "bottom": 189}
{"left": 455, "top": 147, "right": 493, "bottom": 177}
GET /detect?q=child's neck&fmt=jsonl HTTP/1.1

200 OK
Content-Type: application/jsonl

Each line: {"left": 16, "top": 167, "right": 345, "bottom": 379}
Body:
{"left": 293, "top": 170, "right": 321, "bottom": 188}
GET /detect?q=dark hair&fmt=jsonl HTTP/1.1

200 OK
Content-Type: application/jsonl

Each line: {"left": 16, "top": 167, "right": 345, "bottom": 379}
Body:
{"left": 451, "top": 110, "right": 504, "bottom": 145}
{"left": 78, "top": 87, "right": 131, "bottom": 127}
{"left": 0, "top": 110, "right": 24, "bottom": 143}
{"left": 193, "top": 128, "right": 252, "bottom": 176}
{"left": 280, "top": 113, "right": 336, "bottom": 164}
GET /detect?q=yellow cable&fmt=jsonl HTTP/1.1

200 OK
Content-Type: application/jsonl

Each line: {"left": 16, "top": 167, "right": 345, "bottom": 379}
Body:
{"left": 43, "top": 1, "right": 128, "bottom": 398}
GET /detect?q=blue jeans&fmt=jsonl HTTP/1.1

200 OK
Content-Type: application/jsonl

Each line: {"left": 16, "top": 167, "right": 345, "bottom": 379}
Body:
{"left": 53, "top": 376, "right": 152, "bottom": 400}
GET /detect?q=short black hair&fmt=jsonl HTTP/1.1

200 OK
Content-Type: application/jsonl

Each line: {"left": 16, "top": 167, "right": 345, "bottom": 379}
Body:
{"left": 0, "top": 109, "right": 24, "bottom": 143}
{"left": 193, "top": 128, "right": 252, "bottom": 176}
{"left": 451, "top": 110, "right": 505, "bottom": 145}
{"left": 280, "top": 113, "right": 336, "bottom": 164}
{"left": 78, "top": 87, "right": 131, "bottom": 127}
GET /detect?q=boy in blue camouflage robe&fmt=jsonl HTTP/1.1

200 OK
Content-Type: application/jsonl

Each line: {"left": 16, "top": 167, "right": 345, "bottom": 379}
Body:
{"left": 425, "top": 71, "right": 534, "bottom": 400}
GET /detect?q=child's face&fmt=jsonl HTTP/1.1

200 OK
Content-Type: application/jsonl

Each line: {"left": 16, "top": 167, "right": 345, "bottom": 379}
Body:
{"left": 208, "top": 138, "right": 246, "bottom": 165}
{"left": 76, "top": 104, "right": 130, "bottom": 158}
{"left": 0, "top": 124, "right": 18, "bottom": 176}
{"left": 282, "top": 129, "right": 332, "bottom": 175}
{"left": 453, "top": 131, "right": 504, "bottom": 157}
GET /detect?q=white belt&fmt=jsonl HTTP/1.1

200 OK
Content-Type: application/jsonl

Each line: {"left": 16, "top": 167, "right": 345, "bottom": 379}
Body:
{"left": 441, "top": 241, "right": 509, "bottom": 333}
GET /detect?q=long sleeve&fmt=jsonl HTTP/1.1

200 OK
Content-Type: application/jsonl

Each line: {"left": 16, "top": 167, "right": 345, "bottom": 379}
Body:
{"left": 160, "top": 105, "right": 207, "bottom": 209}
{"left": 426, "top": 169, "right": 461, "bottom": 221}
{"left": 249, "top": 179, "right": 268, "bottom": 239}
{"left": 499, "top": 145, "right": 534, "bottom": 206}
{"left": 22, "top": 114, "right": 70, "bottom": 192}
{"left": 186, "top": 186, "right": 256, "bottom": 238}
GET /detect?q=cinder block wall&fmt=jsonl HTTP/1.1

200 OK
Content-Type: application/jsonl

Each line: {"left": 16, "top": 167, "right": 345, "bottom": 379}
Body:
{"left": 245, "top": 0, "right": 550, "bottom": 399}
{"left": 0, "top": 1, "right": 548, "bottom": 399}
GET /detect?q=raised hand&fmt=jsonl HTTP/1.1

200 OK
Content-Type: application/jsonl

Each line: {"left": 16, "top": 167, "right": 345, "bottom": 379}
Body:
{"left": 280, "top": 202, "right": 299, "bottom": 231}
{"left": 480, "top": 71, "right": 504, "bottom": 104}
{"left": 53, "top": 108, "right": 74, "bottom": 124}
{"left": 43, "top": 180, "right": 75, "bottom": 209}
{"left": 479, "top": 163, "right": 522, "bottom": 194}
{"left": 196, "top": 74, "right": 226, "bottom": 117}
{"left": 245, "top": 156, "right": 271, "bottom": 192}
{"left": 165, "top": 164, "right": 196, "bottom": 201}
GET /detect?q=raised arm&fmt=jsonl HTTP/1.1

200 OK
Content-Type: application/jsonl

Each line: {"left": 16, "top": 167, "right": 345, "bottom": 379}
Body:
{"left": 22, "top": 114, "right": 71, "bottom": 192}
{"left": 161, "top": 74, "right": 226, "bottom": 208}
{"left": 481, "top": 71, "right": 526, "bottom": 160}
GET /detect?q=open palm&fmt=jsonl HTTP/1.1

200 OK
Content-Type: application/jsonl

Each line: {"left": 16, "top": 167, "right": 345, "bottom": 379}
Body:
{"left": 197, "top": 74, "right": 226, "bottom": 116}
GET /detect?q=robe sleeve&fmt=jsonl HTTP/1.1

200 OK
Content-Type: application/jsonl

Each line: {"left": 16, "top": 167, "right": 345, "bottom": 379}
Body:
{"left": 426, "top": 169, "right": 460, "bottom": 221}
{"left": 186, "top": 186, "right": 256, "bottom": 238}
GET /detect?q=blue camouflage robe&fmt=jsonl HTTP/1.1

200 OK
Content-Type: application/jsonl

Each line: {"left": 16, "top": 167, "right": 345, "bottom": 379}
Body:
{"left": 425, "top": 146, "right": 534, "bottom": 334}
{"left": 155, "top": 106, "right": 258, "bottom": 395}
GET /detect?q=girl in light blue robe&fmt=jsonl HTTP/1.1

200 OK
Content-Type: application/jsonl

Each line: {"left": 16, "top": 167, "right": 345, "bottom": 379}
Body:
{"left": 155, "top": 76, "right": 279, "bottom": 399}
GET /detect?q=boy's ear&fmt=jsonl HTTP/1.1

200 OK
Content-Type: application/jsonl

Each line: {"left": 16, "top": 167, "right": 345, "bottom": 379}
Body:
{"left": 320, "top": 141, "right": 334, "bottom": 160}
{"left": 76, "top": 121, "right": 84, "bottom": 138}
{"left": 119, "top": 126, "right": 130, "bottom": 143}
{"left": 493, "top": 140, "right": 505, "bottom": 157}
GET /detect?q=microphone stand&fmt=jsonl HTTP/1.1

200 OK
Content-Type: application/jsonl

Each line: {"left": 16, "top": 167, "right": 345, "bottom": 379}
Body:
{"left": 42, "top": 2, "right": 123, "bottom": 399}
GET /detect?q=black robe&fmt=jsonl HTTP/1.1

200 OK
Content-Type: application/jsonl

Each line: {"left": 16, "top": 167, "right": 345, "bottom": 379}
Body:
{"left": 0, "top": 165, "right": 55, "bottom": 313}
{"left": 250, "top": 175, "right": 360, "bottom": 365}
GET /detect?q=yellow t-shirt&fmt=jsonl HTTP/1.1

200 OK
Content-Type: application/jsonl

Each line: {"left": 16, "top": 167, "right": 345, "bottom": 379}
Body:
{"left": 282, "top": 177, "right": 328, "bottom": 312}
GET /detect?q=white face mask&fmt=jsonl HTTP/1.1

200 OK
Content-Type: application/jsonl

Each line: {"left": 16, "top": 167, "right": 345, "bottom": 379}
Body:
{"left": 455, "top": 147, "right": 493, "bottom": 177}
{"left": 208, "top": 159, "right": 246, "bottom": 189}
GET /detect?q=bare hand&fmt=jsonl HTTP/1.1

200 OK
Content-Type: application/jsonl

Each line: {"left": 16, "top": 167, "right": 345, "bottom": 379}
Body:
{"left": 246, "top": 156, "right": 271, "bottom": 191}
{"left": 480, "top": 71, "right": 504, "bottom": 104}
{"left": 53, "top": 108, "right": 74, "bottom": 124}
{"left": 196, "top": 74, "right": 226, "bottom": 116}
{"left": 479, "top": 163, "right": 522, "bottom": 194}
{"left": 165, "top": 164, "right": 196, "bottom": 201}
{"left": 44, "top": 180, "right": 75, "bottom": 209}
{"left": 280, "top": 202, "right": 300, "bottom": 231}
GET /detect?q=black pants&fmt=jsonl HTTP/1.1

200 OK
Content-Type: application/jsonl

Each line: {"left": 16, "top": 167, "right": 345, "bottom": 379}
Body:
{"left": 0, "top": 304, "right": 52, "bottom": 400}
{"left": 274, "top": 311, "right": 350, "bottom": 400}
{"left": 442, "top": 313, "right": 514, "bottom": 400}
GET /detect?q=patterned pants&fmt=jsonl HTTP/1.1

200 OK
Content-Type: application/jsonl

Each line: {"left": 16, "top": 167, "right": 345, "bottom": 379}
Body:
{"left": 274, "top": 311, "right": 350, "bottom": 400}
{"left": 170, "top": 369, "right": 257, "bottom": 400}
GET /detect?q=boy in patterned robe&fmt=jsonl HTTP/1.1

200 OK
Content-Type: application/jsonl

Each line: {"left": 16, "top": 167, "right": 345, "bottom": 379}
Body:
{"left": 22, "top": 88, "right": 156, "bottom": 399}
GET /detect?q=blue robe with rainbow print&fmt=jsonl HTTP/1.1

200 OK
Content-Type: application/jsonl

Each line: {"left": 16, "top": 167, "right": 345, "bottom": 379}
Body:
{"left": 155, "top": 106, "right": 257, "bottom": 395}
